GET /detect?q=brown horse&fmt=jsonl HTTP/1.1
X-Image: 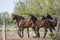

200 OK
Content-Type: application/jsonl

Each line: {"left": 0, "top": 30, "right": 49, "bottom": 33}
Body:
{"left": 11, "top": 14, "right": 38, "bottom": 38}
{"left": 11, "top": 14, "right": 57, "bottom": 38}
{"left": 11, "top": 14, "right": 25, "bottom": 38}
{"left": 28, "top": 14, "right": 57, "bottom": 38}
{"left": 36, "top": 16, "right": 57, "bottom": 38}
{"left": 18, "top": 14, "right": 40, "bottom": 38}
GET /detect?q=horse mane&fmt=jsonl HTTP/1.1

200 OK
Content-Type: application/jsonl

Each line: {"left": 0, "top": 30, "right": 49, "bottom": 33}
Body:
{"left": 46, "top": 13, "right": 53, "bottom": 19}
{"left": 17, "top": 15, "right": 25, "bottom": 19}
{"left": 41, "top": 14, "right": 53, "bottom": 20}
{"left": 13, "top": 14, "right": 25, "bottom": 19}
{"left": 41, "top": 16, "right": 46, "bottom": 20}
{"left": 29, "top": 14, "right": 37, "bottom": 23}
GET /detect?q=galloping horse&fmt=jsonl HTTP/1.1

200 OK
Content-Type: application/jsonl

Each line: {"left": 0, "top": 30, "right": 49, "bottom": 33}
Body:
{"left": 42, "top": 13, "right": 57, "bottom": 31}
{"left": 11, "top": 14, "right": 25, "bottom": 38}
{"left": 36, "top": 15, "right": 57, "bottom": 38}
{"left": 11, "top": 14, "right": 39, "bottom": 38}
{"left": 11, "top": 14, "right": 57, "bottom": 38}
{"left": 29, "top": 14, "right": 57, "bottom": 38}
{"left": 36, "top": 19, "right": 56, "bottom": 38}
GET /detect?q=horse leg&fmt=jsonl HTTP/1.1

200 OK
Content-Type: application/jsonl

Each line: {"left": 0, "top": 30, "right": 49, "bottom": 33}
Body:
{"left": 20, "top": 28, "right": 24, "bottom": 38}
{"left": 27, "top": 28, "right": 29, "bottom": 38}
{"left": 43, "top": 28, "right": 48, "bottom": 38}
{"left": 36, "top": 29, "right": 40, "bottom": 38}
{"left": 17, "top": 29, "right": 22, "bottom": 37}
{"left": 51, "top": 25, "right": 55, "bottom": 31}
{"left": 17, "top": 28, "right": 24, "bottom": 38}
{"left": 49, "top": 28, "right": 53, "bottom": 37}
{"left": 53, "top": 27, "right": 55, "bottom": 31}
{"left": 32, "top": 28, "right": 37, "bottom": 37}
{"left": 20, "top": 30, "right": 24, "bottom": 38}
{"left": 35, "top": 27, "right": 40, "bottom": 38}
{"left": 33, "top": 27, "right": 40, "bottom": 38}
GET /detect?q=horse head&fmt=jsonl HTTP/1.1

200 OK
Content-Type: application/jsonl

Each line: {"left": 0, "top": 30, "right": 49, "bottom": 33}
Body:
{"left": 11, "top": 14, "right": 16, "bottom": 22}
{"left": 11, "top": 14, "right": 25, "bottom": 22}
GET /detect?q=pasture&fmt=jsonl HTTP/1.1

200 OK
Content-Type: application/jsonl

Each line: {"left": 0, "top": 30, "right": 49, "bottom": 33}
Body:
{"left": 0, "top": 24, "right": 2, "bottom": 40}
{"left": 0, "top": 24, "right": 55, "bottom": 40}
{"left": 0, "top": 16, "right": 58, "bottom": 39}
{"left": 0, "top": 0, "right": 60, "bottom": 40}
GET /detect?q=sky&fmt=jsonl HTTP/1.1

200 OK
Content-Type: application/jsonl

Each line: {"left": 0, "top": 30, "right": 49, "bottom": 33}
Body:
{"left": 0, "top": 0, "right": 18, "bottom": 14}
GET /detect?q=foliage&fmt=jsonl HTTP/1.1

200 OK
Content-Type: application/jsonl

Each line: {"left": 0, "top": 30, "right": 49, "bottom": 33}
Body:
{"left": 49, "top": 32, "right": 54, "bottom": 38}
{"left": 0, "top": 12, "right": 10, "bottom": 24}
{"left": 14, "top": 0, "right": 60, "bottom": 18}
{"left": 52, "top": 37, "right": 60, "bottom": 40}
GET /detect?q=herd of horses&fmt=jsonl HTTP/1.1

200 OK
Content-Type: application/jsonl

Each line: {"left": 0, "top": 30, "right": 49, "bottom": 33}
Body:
{"left": 11, "top": 13, "right": 57, "bottom": 38}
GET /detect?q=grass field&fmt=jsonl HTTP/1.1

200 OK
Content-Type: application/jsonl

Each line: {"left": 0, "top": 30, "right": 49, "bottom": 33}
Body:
{"left": 0, "top": 24, "right": 57, "bottom": 40}
{"left": 0, "top": 27, "right": 53, "bottom": 40}
{"left": 6, "top": 28, "right": 52, "bottom": 40}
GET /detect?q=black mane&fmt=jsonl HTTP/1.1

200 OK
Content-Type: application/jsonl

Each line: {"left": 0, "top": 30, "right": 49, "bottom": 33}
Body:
{"left": 29, "top": 14, "right": 37, "bottom": 23}
{"left": 41, "top": 16, "right": 46, "bottom": 20}
{"left": 16, "top": 15, "right": 25, "bottom": 19}
{"left": 13, "top": 14, "right": 25, "bottom": 20}
{"left": 46, "top": 13, "right": 53, "bottom": 19}
{"left": 41, "top": 13, "right": 53, "bottom": 20}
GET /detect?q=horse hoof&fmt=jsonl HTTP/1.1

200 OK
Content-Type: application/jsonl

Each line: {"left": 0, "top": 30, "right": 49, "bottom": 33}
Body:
{"left": 43, "top": 37, "right": 45, "bottom": 38}
{"left": 38, "top": 36, "right": 40, "bottom": 38}
{"left": 32, "top": 36, "right": 36, "bottom": 38}
{"left": 27, "top": 36, "right": 29, "bottom": 38}
{"left": 21, "top": 36, "right": 23, "bottom": 38}
{"left": 33, "top": 36, "right": 40, "bottom": 38}
{"left": 37, "top": 36, "right": 40, "bottom": 38}
{"left": 33, "top": 36, "right": 37, "bottom": 38}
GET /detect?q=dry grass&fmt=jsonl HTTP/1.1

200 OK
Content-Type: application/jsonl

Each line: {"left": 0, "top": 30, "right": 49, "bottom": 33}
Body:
{"left": 6, "top": 28, "right": 52, "bottom": 40}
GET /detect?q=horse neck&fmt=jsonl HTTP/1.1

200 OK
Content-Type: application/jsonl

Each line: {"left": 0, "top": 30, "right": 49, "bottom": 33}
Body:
{"left": 29, "top": 20, "right": 33, "bottom": 25}
{"left": 16, "top": 18, "right": 20, "bottom": 26}
{"left": 31, "top": 20, "right": 36, "bottom": 24}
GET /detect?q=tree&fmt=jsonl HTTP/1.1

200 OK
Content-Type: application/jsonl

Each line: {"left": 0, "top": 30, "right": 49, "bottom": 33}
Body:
{"left": 53, "top": 0, "right": 60, "bottom": 39}
{"left": 14, "top": 0, "right": 59, "bottom": 18}
{"left": 1, "top": 12, "right": 10, "bottom": 24}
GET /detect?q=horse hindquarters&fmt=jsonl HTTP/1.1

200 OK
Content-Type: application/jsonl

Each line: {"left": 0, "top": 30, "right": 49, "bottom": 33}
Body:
{"left": 50, "top": 20, "right": 57, "bottom": 31}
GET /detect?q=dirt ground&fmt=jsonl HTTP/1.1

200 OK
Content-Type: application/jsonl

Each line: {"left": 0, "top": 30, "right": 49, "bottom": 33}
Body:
{"left": 5, "top": 28, "right": 52, "bottom": 40}
{"left": 0, "top": 32, "right": 2, "bottom": 40}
